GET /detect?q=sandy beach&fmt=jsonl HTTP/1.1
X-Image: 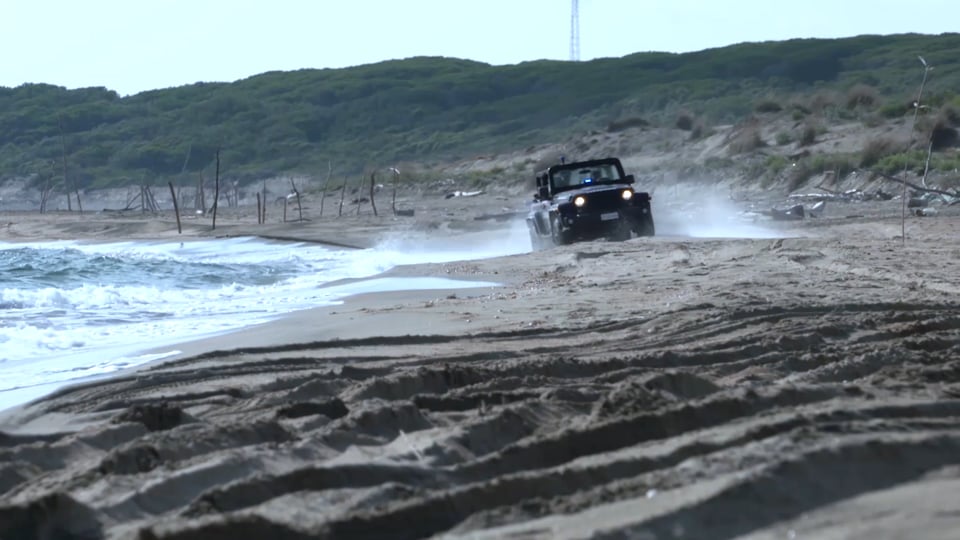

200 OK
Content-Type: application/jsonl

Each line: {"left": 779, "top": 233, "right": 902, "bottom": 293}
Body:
{"left": 2, "top": 184, "right": 960, "bottom": 539}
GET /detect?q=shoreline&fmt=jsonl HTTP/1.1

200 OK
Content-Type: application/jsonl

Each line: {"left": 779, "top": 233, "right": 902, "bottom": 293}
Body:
{"left": 0, "top": 227, "right": 518, "bottom": 416}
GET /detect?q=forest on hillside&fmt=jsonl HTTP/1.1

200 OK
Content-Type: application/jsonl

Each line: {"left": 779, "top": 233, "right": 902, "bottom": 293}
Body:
{"left": 1, "top": 33, "right": 959, "bottom": 192}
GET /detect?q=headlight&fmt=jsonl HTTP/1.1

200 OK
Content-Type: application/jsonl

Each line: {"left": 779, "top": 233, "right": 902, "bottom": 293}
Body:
{"left": 621, "top": 189, "right": 633, "bottom": 201}
{"left": 574, "top": 196, "right": 586, "bottom": 207}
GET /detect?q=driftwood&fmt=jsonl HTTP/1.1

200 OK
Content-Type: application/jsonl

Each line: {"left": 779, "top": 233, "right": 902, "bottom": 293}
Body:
{"left": 445, "top": 190, "right": 484, "bottom": 199}
{"left": 870, "top": 169, "right": 959, "bottom": 199}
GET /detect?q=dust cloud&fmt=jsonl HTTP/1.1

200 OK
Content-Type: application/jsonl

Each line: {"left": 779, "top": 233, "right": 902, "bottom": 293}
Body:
{"left": 651, "top": 183, "right": 781, "bottom": 239}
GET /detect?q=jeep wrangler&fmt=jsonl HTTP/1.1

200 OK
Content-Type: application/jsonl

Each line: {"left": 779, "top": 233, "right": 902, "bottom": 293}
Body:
{"left": 526, "top": 157, "right": 654, "bottom": 249}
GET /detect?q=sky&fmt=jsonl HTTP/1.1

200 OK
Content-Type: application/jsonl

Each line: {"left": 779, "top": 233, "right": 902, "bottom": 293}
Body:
{"left": 3, "top": 0, "right": 958, "bottom": 96}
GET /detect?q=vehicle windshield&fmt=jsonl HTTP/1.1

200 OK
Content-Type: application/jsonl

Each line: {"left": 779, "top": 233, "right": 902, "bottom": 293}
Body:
{"left": 550, "top": 163, "right": 621, "bottom": 189}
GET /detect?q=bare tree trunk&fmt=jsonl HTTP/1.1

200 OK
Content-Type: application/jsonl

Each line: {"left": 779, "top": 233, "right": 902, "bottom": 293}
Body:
{"left": 197, "top": 173, "right": 206, "bottom": 214}
{"left": 290, "top": 178, "right": 303, "bottom": 221}
{"left": 212, "top": 148, "right": 221, "bottom": 230}
{"left": 257, "top": 193, "right": 262, "bottom": 224}
{"left": 369, "top": 171, "right": 378, "bottom": 217}
{"left": 319, "top": 161, "right": 332, "bottom": 217}
{"left": 338, "top": 176, "right": 347, "bottom": 217}
{"left": 57, "top": 115, "right": 73, "bottom": 212}
{"left": 40, "top": 166, "right": 52, "bottom": 213}
{"left": 261, "top": 179, "right": 267, "bottom": 223}
{"left": 168, "top": 181, "right": 182, "bottom": 234}
{"left": 144, "top": 186, "right": 159, "bottom": 211}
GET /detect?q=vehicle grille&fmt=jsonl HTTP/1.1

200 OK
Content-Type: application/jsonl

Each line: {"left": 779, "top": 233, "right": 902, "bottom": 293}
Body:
{"left": 582, "top": 190, "right": 622, "bottom": 211}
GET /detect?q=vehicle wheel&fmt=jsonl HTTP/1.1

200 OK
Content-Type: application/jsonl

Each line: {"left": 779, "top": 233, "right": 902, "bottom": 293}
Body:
{"left": 550, "top": 215, "right": 571, "bottom": 246}
{"left": 609, "top": 215, "right": 631, "bottom": 242}
{"left": 636, "top": 212, "right": 655, "bottom": 237}
{"left": 528, "top": 227, "right": 544, "bottom": 251}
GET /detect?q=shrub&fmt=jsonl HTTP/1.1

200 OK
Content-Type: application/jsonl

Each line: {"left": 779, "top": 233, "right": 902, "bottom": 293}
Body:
{"left": 675, "top": 111, "right": 695, "bottom": 131}
{"left": 755, "top": 100, "right": 783, "bottom": 113}
{"left": 846, "top": 84, "right": 879, "bottom": 109}
{"left": 798, "top": 123, "right": 818, "bottom": 146}
{"left": 939, "top": 105, "right": 960, "bottom": 126}
{"left": 879, "top": 100, "right": 910, "bottom": 119}
{"left": 860, "top": 137, "right": 905, "bottom": 167}
{"left": 765, "top": 155, "right": 790, "bottom": 176}
{"left": 862, "top": 113, "right": 884, "bottom": 128}
{"left": 689, "top": 119, "right": 713, "bottom": 140}
{"left": 809, "top": 91, "right": 839, "bottom": 113}
{"left": 875, "top": 151, "right": 926, "bottom": 175}
{"left": 930, "top": 116, "right": 959, "bottom": 150}
{"left": 727, "top": 127, "right": 766, "bottom": 155}
{"left": 607, "top": 116, "right": 649, "bottom": 132}
{"left": 775, "top": 131, "right": 793, "bottom": 146}
{"left": 787, "top": 153, "right": 856, "bottom": 192}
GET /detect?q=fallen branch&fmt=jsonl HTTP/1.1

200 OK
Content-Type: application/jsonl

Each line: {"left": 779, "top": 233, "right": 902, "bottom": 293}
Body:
{"left": 870, "top": 169, "right": 959, "bottom": 198}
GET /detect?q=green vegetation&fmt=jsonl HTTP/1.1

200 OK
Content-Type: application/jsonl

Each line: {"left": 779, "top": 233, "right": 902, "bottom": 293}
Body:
{"left": 1, "top": 33, "right": 959, "bottom": 190}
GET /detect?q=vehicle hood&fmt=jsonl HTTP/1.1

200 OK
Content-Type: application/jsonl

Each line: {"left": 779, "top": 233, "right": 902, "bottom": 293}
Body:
{"left": 553, "top": 183, "right": 631, "bottom": 201}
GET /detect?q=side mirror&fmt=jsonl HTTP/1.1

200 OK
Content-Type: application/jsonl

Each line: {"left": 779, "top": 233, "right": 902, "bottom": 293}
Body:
{"left": 538, "top": 186, "right": 550, "bottom": 199}
{"left": 623, "top": 174, "right": 636, "bottom": 184}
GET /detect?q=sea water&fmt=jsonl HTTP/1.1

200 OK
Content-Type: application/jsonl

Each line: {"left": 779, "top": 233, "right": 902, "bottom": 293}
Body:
{"left": 0, "top": 227, "right": 531, "bottom": 410}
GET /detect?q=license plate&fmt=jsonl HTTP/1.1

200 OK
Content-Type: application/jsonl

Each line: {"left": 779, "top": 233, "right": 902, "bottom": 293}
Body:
{"left": 601, "top": 212, "right": 619, "bottom": 221}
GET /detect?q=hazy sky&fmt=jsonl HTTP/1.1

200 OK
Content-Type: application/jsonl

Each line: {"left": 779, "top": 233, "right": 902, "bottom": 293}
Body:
{"left": 4, "top": 0, "right": 957, "bottom": 96}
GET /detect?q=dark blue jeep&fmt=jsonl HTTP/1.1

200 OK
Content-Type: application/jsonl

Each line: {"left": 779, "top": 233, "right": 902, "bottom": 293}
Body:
{"left": 526, "top": 157, "right": 654, "bottom": 249}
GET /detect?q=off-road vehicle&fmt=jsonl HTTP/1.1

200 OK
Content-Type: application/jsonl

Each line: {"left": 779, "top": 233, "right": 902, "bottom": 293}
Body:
{"left": 526, "top": 157, "right": 654, "bottom": 249}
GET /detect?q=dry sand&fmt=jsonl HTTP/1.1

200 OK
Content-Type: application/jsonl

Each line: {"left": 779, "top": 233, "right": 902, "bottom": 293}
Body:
{"left": 2, "top": 186, "right": 960, "bottom": 540}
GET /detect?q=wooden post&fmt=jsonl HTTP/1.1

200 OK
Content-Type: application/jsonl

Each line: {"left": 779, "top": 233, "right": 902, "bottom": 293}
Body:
{"left": 391, "top": 167, "right": 400, "bottom": 215}
{"left": 256, "top": 193, "right": 262, "bottom": 224}
{"left": 338, "top": 176, "right": 347, "bottom": 217}
{"left": 197, "top": 173, "right": 206, "bottom": 214}
{"left": 319, "top": 161, "right": 332, "bottom": 217}
{"left": 902, "top": 56, "right": 931, "bottom": 244}
{"left": 168, "top": 181, "right": 182, "bottom": 234}
{"left": 212, "top": 148, "right": 220, "bottom": 230}
{"left": 261, "top": 179, "right": 267, "bottom": 223}
{"left": 369, "top": 171, "right": 378, "bottom": 217}
{"left": 290, "top": 178, "right": 303, "bottom": 221}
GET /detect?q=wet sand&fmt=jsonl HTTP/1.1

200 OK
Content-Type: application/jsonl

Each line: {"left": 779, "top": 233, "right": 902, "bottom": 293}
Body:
{"left": 2, "top": 189, "right": 960, "bottom": 539}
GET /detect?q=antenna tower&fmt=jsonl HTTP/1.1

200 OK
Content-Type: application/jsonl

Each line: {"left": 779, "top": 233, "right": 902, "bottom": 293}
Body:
{"left": 570, "top": 0, "right": 580, "bottom": 61}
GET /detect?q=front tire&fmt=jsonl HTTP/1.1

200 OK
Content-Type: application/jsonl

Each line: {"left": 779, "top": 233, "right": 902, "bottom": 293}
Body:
{"left": 550, "top": 215, "right": 572, "bottom": 246}
{"left": 528, "top": 226, "right": 545, "bottom": 251}
{"left": 636, "top": 212, "right": 655, "bottom": 237}
{"left": 609, "top": 212, "right": 631, "bottom": 242}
